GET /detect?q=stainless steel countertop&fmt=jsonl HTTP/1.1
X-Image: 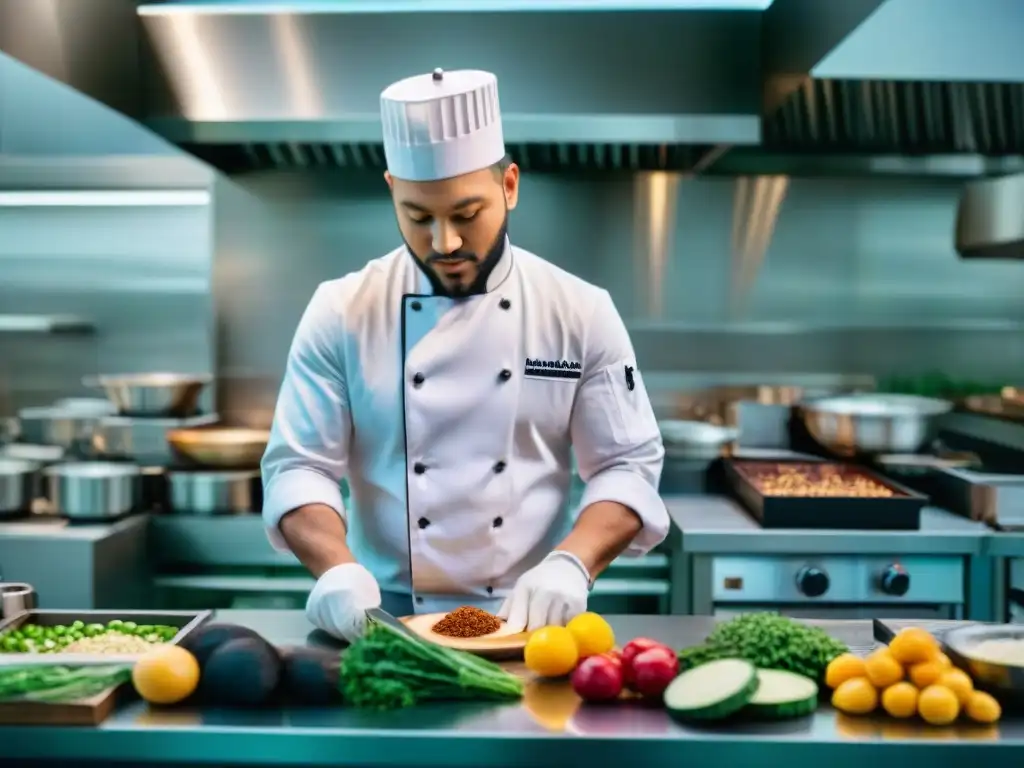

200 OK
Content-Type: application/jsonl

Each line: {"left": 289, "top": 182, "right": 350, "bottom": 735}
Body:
{"left": 1, "top": 610, "right": 1022, "bottom": 767}
{"left": 667, "top": 495, "right": 991, "bottom": 555}
{"left": 0, "top": 513, "right": 147, "bottom": 542}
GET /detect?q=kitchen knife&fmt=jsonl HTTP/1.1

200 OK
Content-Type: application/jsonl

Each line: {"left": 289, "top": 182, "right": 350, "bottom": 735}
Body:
{"left": 365, "top": 606, "right": 419, "bottom": 639}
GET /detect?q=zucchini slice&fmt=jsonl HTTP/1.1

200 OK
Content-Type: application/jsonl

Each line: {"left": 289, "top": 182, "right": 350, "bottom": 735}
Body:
{"left": 746, "top": 668, "right": 819, "bottom": 719}
{"left": 664, "top": 658, "right": 758, "bottom": 721}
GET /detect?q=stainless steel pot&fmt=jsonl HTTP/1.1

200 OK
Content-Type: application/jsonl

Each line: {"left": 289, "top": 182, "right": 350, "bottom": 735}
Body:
{"left": 84, "top": 373, "right": 212, "bottom": 417}
{"left": 799, "top": 394, "right": 953, "bottom": 456}
{"left": 0, "top": 458, "right": 38, "bottom": 517}
{"left": 0, "top": 583, "right": 37, "bottom": 619}
{"left": 44, "top": 462, "right": 141, "bottom": 519}
{"left": 15, "top": 406, "right": 102, "bottom": 451}
{"left": 167, "top": 470, "right": 260, "bottom": 515}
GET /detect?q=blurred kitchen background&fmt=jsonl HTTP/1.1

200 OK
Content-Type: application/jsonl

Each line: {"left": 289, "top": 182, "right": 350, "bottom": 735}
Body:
{"left": 1, "top": 0, "right": 1023, "bottom": 618}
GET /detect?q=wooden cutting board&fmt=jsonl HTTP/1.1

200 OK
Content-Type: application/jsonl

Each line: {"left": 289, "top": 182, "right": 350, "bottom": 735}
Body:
{"left": 401, "top": 613, "right": 529, "bottom": 660}
{"left": 0, "top": 684, "right": 123, "bottom": 726}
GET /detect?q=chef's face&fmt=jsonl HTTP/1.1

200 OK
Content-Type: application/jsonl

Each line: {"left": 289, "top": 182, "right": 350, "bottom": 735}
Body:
{"left": 386, "top": 161, "right": 520, "bottom": 296}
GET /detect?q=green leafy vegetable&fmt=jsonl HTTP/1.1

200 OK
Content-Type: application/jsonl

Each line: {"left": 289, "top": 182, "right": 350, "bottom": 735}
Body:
{"left": 0, "top": 664, "right": 131, "bottom": 702}
{"left": 340, "top": 621, "right": 523, "bottom": 710}
{"left": 677, "top": 612, "right": 847, "bottom": 683}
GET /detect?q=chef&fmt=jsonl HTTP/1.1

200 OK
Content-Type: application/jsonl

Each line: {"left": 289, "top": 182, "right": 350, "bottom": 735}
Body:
{"left": 261, "top": 68, "right": 667, "bottom": 642}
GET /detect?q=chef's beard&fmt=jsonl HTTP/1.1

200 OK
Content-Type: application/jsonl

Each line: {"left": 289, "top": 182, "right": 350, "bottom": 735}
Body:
{"left": 406, "top": 213, "right": 509, "bottom": 298}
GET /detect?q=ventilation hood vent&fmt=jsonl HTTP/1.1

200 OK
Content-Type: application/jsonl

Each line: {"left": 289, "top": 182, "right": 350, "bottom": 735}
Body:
{"left": 759, "top": 0, "right": 1024, "bottom": 157}
{"left": 181, "top": 140, "right": 716, "bottom": 175}
{"left": 131, "top": 2, "right": 764, "bottom": 174}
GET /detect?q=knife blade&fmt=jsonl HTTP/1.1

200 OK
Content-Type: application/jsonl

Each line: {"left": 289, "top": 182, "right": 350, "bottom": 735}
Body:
{"left": 365, "top": 607, "right": 419, "bottom": 639}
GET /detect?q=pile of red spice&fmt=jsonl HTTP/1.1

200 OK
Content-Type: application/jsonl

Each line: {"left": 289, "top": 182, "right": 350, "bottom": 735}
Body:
{"left": 431, "top": 606, "right": 501, "bottom": 638}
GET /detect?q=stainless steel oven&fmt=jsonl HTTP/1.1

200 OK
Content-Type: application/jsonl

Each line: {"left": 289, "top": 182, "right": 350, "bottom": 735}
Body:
{"left": 690, "top": 554, "right": 966, "bottom": 621}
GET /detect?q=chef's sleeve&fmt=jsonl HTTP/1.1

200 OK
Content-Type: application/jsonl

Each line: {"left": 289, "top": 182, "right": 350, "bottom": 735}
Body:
{"left": 569, "top": 289, "right": 667, "bottom": 556}
{"left": 261, "top": 283, "right": 351, "bottom": 551}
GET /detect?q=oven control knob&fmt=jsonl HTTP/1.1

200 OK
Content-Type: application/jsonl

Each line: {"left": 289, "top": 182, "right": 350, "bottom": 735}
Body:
{"left": 796, "top": 566, "right": 829, "bottom": 598}
{"left": 880, "top": 565, "right": 911, "bottom": 597}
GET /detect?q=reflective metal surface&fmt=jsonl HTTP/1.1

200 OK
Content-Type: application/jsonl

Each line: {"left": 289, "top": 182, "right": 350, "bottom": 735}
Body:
{"left": 44, "top": 462, "right": 141, "bottom": 519}
{"left": 15, "top": 406, "right": 103, "bottom": 451}
{"left": 86, "top": 373, "right": 213, "bottom": 417}
{"left": 3, "top": 611, "right": 1021, "bottom": 767}
{"left": 93, "top": 414, "right": 219, "bottom": 466}
{"left": 957, "top": 172, "right": 1024, "bottom": 260}
{"left": 800, "top": 394, "right": 954, "bottom": 455}
{"left": 167, "top": 469, "right": 260, "bottom": 515}
{"left": 212, "top": 172, "right": 1024, "bottom": 424}
{"left": 659, "top": 420, "right": 738, "bottom": 459}
{"left": 944, "top": 623, "right": 1024, "bottom": 698}
{"left": 0, "top": 582, "right": 37, "bottom": 618}
{"left": 166, "top": 427, "right": 269, "bottom": 468}
{"left": 0, "top": 458, "right": 37, "bottom": 516}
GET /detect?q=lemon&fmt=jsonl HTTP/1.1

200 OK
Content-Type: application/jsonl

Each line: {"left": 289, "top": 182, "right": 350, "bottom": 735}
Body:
{"left": 524, "top": 626, "right": 579, "bottom": 678}
{"left": 132, "top": 645, "right": 200, "bottom": 705}
{"left": 566, "top": 612, "right": 615, "bottom": 658}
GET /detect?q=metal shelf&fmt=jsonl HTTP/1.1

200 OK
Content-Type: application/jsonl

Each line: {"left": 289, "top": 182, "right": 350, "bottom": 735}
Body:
{"left": 0, "top": 315, "right": 95, "bottom": 335}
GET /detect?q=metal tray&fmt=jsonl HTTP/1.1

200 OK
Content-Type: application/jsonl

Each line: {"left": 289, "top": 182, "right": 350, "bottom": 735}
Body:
{"left": 724, "top": 459, "right": 926, "bottom": 530}
{"left": 0, "top": 609, "right": 211, "bottom": 667}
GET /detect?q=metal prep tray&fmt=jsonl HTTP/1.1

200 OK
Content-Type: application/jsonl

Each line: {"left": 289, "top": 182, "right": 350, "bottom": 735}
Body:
{"left": 724, "top": 459, "right": 926, "bottom": 530}
{"left": 0, "top": 609, "right": 212, "bottom": 667}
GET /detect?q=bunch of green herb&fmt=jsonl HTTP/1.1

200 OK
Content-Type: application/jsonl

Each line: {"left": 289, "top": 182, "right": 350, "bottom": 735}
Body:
{"left": 678, "top": 612, "right": 847, "bottom": 682}
{"left": 0, "top": 664, "right": 131, "bottom": 702}
{"left": 339, "top": 621, "right": 524, "bottom": 710}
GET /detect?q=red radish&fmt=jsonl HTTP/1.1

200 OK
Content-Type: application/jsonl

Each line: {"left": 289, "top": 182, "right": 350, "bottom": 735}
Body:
{"left": 631, "top": 647, "right": 680, "bottom": 699}
{"left": 620, "top": 638, "right": 673, "bottom": 686}
{"left": 571, "top": 654, "right": 624, "bottom": 703}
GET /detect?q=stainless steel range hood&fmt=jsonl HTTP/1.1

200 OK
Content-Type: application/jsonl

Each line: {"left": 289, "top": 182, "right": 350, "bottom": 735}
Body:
{"left": 2, "top": 0, "right": 1023, "bottom": 177}
{"left": 133, "top": 1, "right": 766, "bottom": 173}
{"left": 752, "top": 0, "right": 1024, "bottom": 161}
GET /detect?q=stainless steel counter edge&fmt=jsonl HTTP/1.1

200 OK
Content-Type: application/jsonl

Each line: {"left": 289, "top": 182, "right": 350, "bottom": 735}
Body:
{"left": 0, "top": 611, "right": 1021, "bottom": 768}
{"left": 665, "top": 496, "right": 992, "bottom": 555}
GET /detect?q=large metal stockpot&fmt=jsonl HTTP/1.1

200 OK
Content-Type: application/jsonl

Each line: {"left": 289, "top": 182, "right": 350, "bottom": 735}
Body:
{"left": 167, "top": 470, "right": 260, "bottom": 515}
{"left": 799, "top": 394, "right": 953, "bottom": 456}
{"left": 14, "top": 407, "right": 103, "bottom": 452}
{"left": 0, "top": 458, "right": 39, "bottom": 517}
{"left": 44, "top": 462, "right": 141, "bottom": 519}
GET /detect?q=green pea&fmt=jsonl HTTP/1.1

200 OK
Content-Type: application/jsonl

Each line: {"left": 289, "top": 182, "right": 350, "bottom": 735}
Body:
{"left": 84, "top": 623, "right": 105, "bottom": 637}
{"left": 120, "top": 621, "right": 137, "bottom": 632}
{"left": 71, "top": 620, "right": 85, "bottom": 630}
{"left": 107, "top": 619, "right": 124, "bottom": 629}
{"left": 51, "top": 625, "right": 66, "bottom": 636}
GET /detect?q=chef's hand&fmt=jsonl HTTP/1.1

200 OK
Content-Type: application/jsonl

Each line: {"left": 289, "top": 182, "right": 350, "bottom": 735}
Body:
{"left": 497, "top": 551, "right": 591, "bottom": 632}
{"left": 305, "top": 563, "right": 381, "bottom": 643}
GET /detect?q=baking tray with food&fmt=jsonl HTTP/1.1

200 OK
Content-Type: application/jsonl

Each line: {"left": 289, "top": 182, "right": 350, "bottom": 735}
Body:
{"left": 0, "top": 609, "right": 211, "bottom": 667}
{"left": 723, "top": 460, "right": 927, "bottom": 530}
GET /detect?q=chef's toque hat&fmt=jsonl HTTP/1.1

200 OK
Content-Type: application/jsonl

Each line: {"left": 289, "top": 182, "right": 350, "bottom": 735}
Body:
{"left": 380, "top": 68, "right": 506, "bottom": 182}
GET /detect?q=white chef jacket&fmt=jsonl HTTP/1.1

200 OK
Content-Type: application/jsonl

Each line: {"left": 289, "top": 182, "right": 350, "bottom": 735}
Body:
{"left": 261, "top": 240, "right": 667, "bottom": 615}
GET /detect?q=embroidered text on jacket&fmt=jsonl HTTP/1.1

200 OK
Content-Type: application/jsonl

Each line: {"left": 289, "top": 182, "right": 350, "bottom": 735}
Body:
{"left": 524, "top": 358, "right": 582, "bottom": 380}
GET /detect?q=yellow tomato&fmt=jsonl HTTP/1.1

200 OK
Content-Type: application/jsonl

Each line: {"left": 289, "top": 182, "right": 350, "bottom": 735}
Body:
{"left": 132, "top": 646, "right": 200, "bottom": 706}
{"left": 524, "top": 626, "right": 580, "bottom": 678}
{"left": 566, "top": 612, "right": 615, "bottom": 658}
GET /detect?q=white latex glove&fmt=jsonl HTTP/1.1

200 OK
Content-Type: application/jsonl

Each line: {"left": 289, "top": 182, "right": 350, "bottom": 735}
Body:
{"left": 305, "top": 562, "right": 381, "bottom": 643}
{"left": 497, "top": 551, "right": 591, "bottom": 632}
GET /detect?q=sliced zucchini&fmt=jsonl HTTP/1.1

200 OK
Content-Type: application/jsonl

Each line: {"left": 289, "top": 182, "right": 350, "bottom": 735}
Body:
{"left": 664, "top": 658, "right": 758, "bottom": 721}
{"left": 746, "top": 668, "right": 819, "bottom": 719}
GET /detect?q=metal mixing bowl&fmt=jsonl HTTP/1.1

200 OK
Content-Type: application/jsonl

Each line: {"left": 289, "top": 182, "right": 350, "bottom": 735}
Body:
{"left": 84, "top": 373, "right": 212, "bottom": 417}
{"left": 166, "top": 427, "right": 271, "bottom": 469}
{"left": 943, "top": 623, "right": 1024, "bottom": 702}
{"left": 799, "top": 394, "right": 953, "bottom": 456}
{"left": 659, "top": 420, "right": 739, "bottom": 459}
